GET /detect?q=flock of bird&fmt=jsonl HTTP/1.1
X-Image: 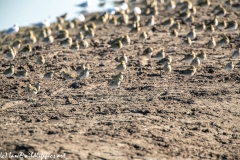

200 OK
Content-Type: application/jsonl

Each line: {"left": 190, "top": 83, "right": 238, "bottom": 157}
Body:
{"left": 1, "top": 0, "right": 240, "bottom": 100}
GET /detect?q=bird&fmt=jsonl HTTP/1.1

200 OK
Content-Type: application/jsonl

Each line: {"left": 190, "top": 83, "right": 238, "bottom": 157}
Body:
{"left": 76, "top": 32, "right": 84, "bottom": 41}
{"left": 109, "top": 78, "right": 121, "bottom": 89}
{"left": 116, "top": 61, "right": 127, "bottom": 72}
{"left": 182, "top": 66, "right": 197, "bottom": 76}
{"left": 3, "top": 66, "right": 14, "bottom": 77}
{"left": 27, "top": 30, "right": 37, "bottom": 44}
{"left": 26, "top": 84, "right": 38, "bottom": 100}
{"left": 170, "top": 29, "right": 178, "bottom": 37}
{"left": 122, "top": 35, "right": 131, "bottom": 46}
{"left": 111, "top": 41, "right": 122, "bottom": 52}
{"left": 12, "top": 40, "right": 22, "bottom": 50}
{"left": 36, "top": 55, "right": 45, "bottom": 65}
{"left": 78, "top": 14, "right": 85, "bottom": 22}
{"left": 79, "top": 24, "right": 89, "bottom": 32}
{"left": 162, "top": 18, "right": 174, "bottom": 27}
{"left": 190, "top": 57, "right": 201, "bottom": 67}
{"left": 4, "top": 24, "right": 19, "bottom": 35}
{"left": 130, "top": 26, "right": 141, "bottom": 34}
{"left": 15, "top": 69, "right": 28, "bottom": 78}
{"left": 42, "top": 35, "right": 54, "bottom": 44}
{"left": 79, "top": 68, "right": 89, "bottom": 79}
{"left": 139, "top": 31, "right": 148, "bottom": 42}
{"left": 66, "top": 21, "right": 75, "bottom": 29}
{"left": 129, "top": 12, "right": 141, "bottom": 22}
{"left": 70, "top": 41, "right": 80, "bottom": 52}
{"left": 61, "top": 71, "right": 76, "bottom": 80}
{"left": 5, "top": 47, "right": 17, "bottom": 60}
{"left": 197, "top": 51, "right": 207, "bottom": 61}
{"left": 187, "top": 28, "right": 196, "bottom": 40}
{"left": 166, "top": 0, "right": 176, "bottom": 10}
{"left": 217, "top": 20, "right": 227, "bottom": 29}
{"left": 146, "top": 15, "right": 155, "bottom": 26}
{"left": 55, "top": 24, "right": 63, "bottom": 32}
{"left": 111, "top": 72, "right": 124, "bottom": 81}
{"left": 88, "top": 22, "right": 96, "bottom": 30}
{"left": 230, "top": 48, "right": 240, "bottom": 58}
{"left": 43, "top": 71, "right": 54, "bottom": 79}
{"left": 20, "top": 45, "right": 32, "bottom": 54}
{"left": 207, "top": 37, "right": 216, "bottom": 48}
{"left": 56, "top": 29, "right": 69, "bottom": 41}
{"left": 170, "top": 22, "right": 181, "bottom": 30}
{"left": 225, "top": 61, "right": 234, "bottom": 72}
{"left": 76, "top": 64, "right": 87, "bottom": 74}
{"left": 179, "top": 9, "right": 191, "bottom": 19}
{"left": 119, "top": 53, "right": 128, "bottom": 63}
{"left": 57, "top": 16, "right": 65, "bottom": 24}
{"left": 205, "top": 24, "right": 215, "bottom": 33}
{"left": 79, "top": 40, "right": 89, "bottom": 49}
{"left": 33, "top": 83, "right": 40, "bottom": 92}
{"left": 183, "top": 38, "right": 192, "bottom": 46}
{"left": 195, "top": 22, "right": 206, "bottom": 31}
{"left": 226, "top": 20, "right": 238, "bottom": 30}
{"left": 60, "top": 37, "right": 72, "bottom": 47}
{"left": 215, "top": 6, "right": 227, "bottom": 17}
{"left": 181, "top": 51, "right": 196, "bottom": 63}
{"left": 85, "top": 28, "right": 95, "bottom": 38}
{"left": 32, "top": 19, "right": 50, "bottom": 28}
{"left": 198, "top": 0, "right": 211, "bottom": 7}
{"left": 45, "top": 27, "right": 52, "bottom": 36}
{"left": 157, "top": 55, "right": 172, "bottom": 66}
{"left": 39, "top": 29, "right": 47, "bottom": 40}
{"left": 142, "top": 47, "right": 154, "bottom": 60}
{"left": 154, "top": 49, "right": 165, "bottom": 60}
{"left": 163, "top": 62, "right": 172, "bottom": 73}
{"left": 133, "top": 6, "right": 141, "bottom": 15}
{"left": 208, "top": 16, "right": 219, "bottom": 27}
{"left": 217, "top": 35, "right": 229, "bottom": 46}
{"left": 109, "top": 15, "right": 118, "bottom": 25}
{"left": 185, "top": 15, "right": 195, "bottom": 25}
{"left": 77, "top": 0, "right": 91, "bottom": 8}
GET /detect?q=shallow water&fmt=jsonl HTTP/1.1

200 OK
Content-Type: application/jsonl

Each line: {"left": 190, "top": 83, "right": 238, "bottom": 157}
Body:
{"left": 0, "top": 0, "right": 115, "bottom": 31}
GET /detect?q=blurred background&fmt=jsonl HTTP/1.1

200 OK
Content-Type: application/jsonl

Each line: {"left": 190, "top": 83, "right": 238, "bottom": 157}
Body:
{"left": 0, "top": 0, "right": 117, "bottom": 31}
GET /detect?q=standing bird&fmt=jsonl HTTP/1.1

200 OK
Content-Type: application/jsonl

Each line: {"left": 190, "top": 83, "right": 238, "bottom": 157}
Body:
{"left": 111, "top": 41, "right": 122, "bottom": 52}
{"left": 79, "top": 40, "right": 89, "bottom": 49}
{"left": 42, "top": 35, "right": 54, "bottom": 44}
{"left": 197, "top": 51, "right": 207, "bottom": 62}
{"left": 4, "top": 24, "right": 19, "bottom": 35}
{"left": 15, "top": 69, "right": 28, "bottom": 78}
{"left": 170, "top": 29, "right": 178, "bottom": 37}
{"left": 217, "top": 35, "right": 229, "bottom": 47}
{"left": 56, "top": 29, "right": 69, "bottom": 41}
{"left": 182, "top": 66, "right": 197, "bottom": 76}
{"left": 12, "top": 40, "right": 22, "bottom": 50}
{"left": 139, "top": 31, "right": 148, "bottom": 42}
{"left": 207, "top": 37, "right": 216, "bottom": 48}
{"left": 79, "top": 68, "right": 89, "bottom": 79}
{"left": 70, "top": 41, "right": 80, "bottom": 52}
{"left": 85, "top": 28, "right": 95, "bottom": 38}
{"left": 36, "top": 55, "right": 45, "bottom": 65}
{"left": 142, "top": 47, "right": 154, "bottom": 60}
{"left": 5, "top": 47, "right": 17, "bottom": 60}
{"left": 146, "top": 15, "right": 155, "bottom": 26}
{"left": 26, "top": 84, "right": 38, "bottom": 100}
{"left": 226, "top": 20, "right": 238, "bottom": 30}
{"left": 187, "top": 28, "right": 196, "bottom": 40}
{"left": 43, "top": 71, "right": 54, "bottom": 79}
{"left": 76, "top": 32, "right": 84, "bottom": 41}
{"left": 122, "top": 35, "right": 131, "bottom": 46}
{"left": 225, "top": 61, "right": 234, "bottom": 72}
{"left": 60, "top": 37, "right": 72, "bottom": 47}
{"left": 190, "top": 57, "right": 201, "bottom": 67}
{"left": 163, "top": 62, "right": 172, "bottom": 73}
{"left": 27, "top": 30, "right": 37, "bottom": 44}
{"left": 154, "top": 49, "right": 165, "bottom": 60}
{"left": 116, "top": 61, "right": 127, "bottom": 72}
{"left": 3, "top": 66, "right": 14, "bottom": 77}
{"left": 183, "top": 38, "right": 192, "bottom": 46}
{"left": 180, "top": 51, "right": 196, "bottom": 63}
{"left": 157, "top": 55, "right": 172, "bottom": 66}
{"left": 230, "top": 48, "right": 240, "bottom": 58}
{"left": 20, "top": 45, "right": 32, "bottom": 54}
{"left": 109, "top": 78, "right": 121, "bottom": 89}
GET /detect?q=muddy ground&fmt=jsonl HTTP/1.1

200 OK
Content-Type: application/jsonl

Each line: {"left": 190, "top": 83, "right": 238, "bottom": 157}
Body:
{"left": 0, "top": 1, "right": 240, "bottom": 159}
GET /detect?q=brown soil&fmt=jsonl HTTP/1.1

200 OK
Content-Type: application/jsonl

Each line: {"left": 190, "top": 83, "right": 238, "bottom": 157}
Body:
{"left": 0, "top": 1, "right": 240, "bottom": 159}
